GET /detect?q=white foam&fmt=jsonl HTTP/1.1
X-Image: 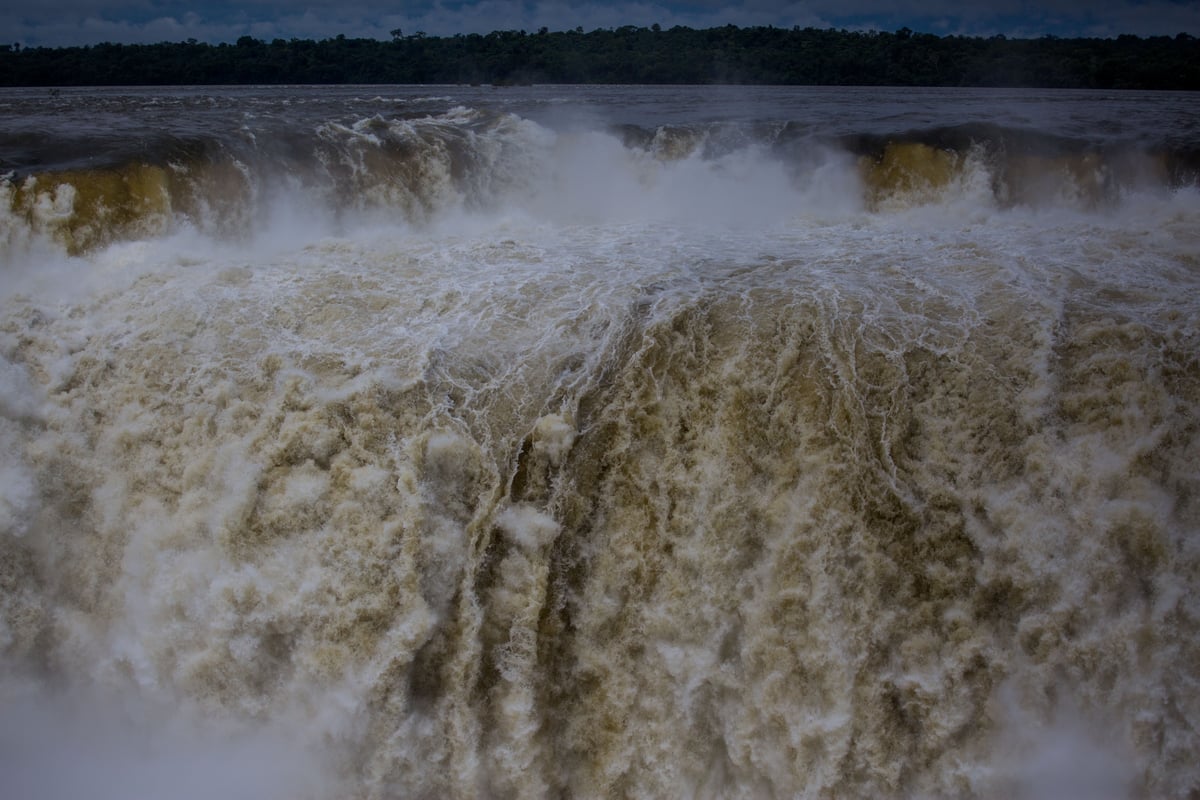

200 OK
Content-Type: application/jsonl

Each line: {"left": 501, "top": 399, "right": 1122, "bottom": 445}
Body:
{"left": 496, "top": 504, "right": 560, "bottom": 552}
{"left": 530, "top": 413, "right": 575, "bottom": 467}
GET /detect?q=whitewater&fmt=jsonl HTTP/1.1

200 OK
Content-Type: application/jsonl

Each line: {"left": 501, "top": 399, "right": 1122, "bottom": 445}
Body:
{"left": 1, "top": 85, "right": 1198, "bottom": 799}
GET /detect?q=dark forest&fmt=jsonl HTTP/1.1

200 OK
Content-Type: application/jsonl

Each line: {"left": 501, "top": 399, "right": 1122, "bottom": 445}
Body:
{"left": 2, "top": 25, "right": 1198, "bottom": 89}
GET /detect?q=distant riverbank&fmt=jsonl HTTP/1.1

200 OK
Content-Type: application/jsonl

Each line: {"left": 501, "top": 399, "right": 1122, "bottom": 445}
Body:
{"left": 2, "top": 25, "right": 1198, "bottom": 89}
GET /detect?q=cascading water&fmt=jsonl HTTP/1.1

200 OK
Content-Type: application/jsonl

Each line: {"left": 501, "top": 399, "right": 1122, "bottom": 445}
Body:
{"left": 2, "top": 85, "right": 1199, "bottom": 799}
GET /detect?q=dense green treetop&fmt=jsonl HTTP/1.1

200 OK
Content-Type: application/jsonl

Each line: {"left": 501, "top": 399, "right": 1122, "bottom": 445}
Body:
{"left": 1, "top": 26, "right": 1197, "bottom": 89}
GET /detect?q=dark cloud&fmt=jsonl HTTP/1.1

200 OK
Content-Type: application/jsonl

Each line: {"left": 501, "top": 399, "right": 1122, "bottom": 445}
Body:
{"left": 4, "top": 0, "right": 1198, "bottom": 47}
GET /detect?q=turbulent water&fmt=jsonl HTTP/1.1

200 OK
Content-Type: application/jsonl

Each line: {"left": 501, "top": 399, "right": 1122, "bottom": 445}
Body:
{"left": 1, "top": 85, "right": 1199, "bottom": 799}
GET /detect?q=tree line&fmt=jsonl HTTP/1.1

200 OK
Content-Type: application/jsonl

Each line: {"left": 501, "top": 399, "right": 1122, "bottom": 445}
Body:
{"left": 2, "top": 25, "right": 1198, "bottom": 89}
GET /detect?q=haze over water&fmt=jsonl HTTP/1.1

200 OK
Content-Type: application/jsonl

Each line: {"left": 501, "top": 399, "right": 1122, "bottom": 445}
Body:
{"left": 1, "top": 85, "right": 1199, "bottom": 799}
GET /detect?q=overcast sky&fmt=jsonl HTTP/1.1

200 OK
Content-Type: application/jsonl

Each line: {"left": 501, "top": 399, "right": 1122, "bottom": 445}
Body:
{"left": 6, "top": 0, "right": 1200, "bottom": 47}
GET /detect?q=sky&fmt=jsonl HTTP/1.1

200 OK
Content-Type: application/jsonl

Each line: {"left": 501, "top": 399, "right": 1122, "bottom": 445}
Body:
{"left": 6, "top": 0, "right": 1200, "bottom": 48}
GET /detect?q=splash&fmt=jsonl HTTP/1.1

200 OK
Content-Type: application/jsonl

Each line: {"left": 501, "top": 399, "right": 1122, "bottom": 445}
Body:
{"left": 4, "top": 107, "right": 1197, "bottom": 259}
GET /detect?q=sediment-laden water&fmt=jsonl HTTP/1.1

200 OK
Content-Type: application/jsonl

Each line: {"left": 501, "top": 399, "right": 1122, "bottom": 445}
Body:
{"left": 1, "top": 85, "right": 1199, "bottom": 799}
